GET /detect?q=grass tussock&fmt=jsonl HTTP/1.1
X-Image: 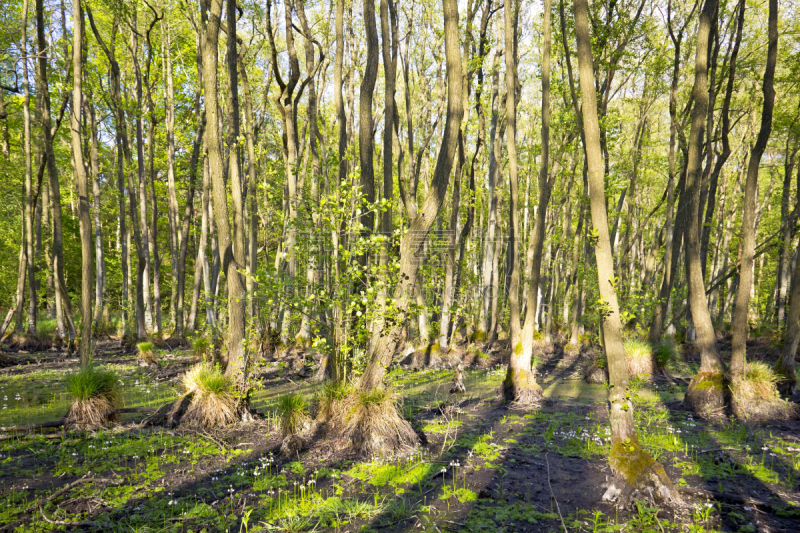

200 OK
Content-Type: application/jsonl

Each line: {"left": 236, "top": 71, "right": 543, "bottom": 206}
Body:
{"left": 344, "top": 387, "right": 417, "bottom": 457}
{"left": 730, "top": 362, "right": 799, "bottom": 422}
{"left": 192, "top": 336, "right": 211, "bottom": 360}
{"left": 181, "top": 362, "right": 239, "bottom": 428}
{"left": 313, "top": 381, "right": 352, "bottom": 422}
{"left": 653, "top": 340, "right": 678, "bottom": 369}
{"left": 137, "top": 342, "right": 157, "bottom": 364}
{"left": 277, "top": 392, "right": 310, "bottom": 437}
{"left": 65, "top": 363, "right": 122, "bottom": 427}
{"left": 624, "top": 339, "right": 654, "bottom": 378}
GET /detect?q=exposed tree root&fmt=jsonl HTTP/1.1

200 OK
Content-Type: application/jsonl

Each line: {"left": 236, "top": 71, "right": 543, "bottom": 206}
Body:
{"left": 603, "top": 438, "right": 682, "bottom": 508}
{"left": 502, "top": 367, "right": 544, "bottom": 407}
{"left": 450, "top": 365, "right": 466, "bottom": 394}
{"left": 142, "top": 395, "right": 194, "bottom": 428}
{"left": 584, "top": 363, "right": 608, "bottom": 384}
{"left": 685, "top": 371, "right": 725, "bottom": 418}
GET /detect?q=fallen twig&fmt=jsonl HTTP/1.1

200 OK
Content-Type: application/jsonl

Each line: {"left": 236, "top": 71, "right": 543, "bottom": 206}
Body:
{"left": 23, "top": 476, "right": 104, "bottom": 514}
{"left": 39, "top": 505, "right": 97, "bottom": 527}
{"left": 545, "top": 453, "right": 568, "bottom": 533}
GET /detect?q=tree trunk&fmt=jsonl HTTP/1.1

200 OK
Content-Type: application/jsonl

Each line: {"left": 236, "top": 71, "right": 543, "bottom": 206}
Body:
{"left": 730, "top": 0, "right": 777, "bottom": 377}
{"left": 201, "top": 0, "right": 247, "bottom": 383}
{"left": 21, "top": 0, "right": 37, "bottom": 336}
{"left": 36, "top": 0, "right": 75, "bottom": 342}
{"left": 359, "top": 0, "right": 379, "bottom": 237}
{"left": 775, "top": 130, "right": 797, "bottom": 326}
{"left": 574, "top": 0, "right": 677, "bottom": 504}
{"left": 684, "top": 0, "right": 725, "bottom": 415}
{"left": 478, "top": 44, "right": 503, "bottom": 339}
{"left": 360, "top": 0, "right": 463, "bottom": 390}
{"left": 163, "top": 21, "right": 182, "bottom": 334}
{"left": 129, "top": 16, "right": 153, "bottom": 333}
{"left": 506, "top": 0, "right": 552, "bottom": 404}
{"left": 70, "top": 0, "right": 93, "bottom": 365}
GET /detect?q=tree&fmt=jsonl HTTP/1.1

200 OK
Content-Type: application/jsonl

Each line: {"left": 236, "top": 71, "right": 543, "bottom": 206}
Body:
{"left": 573, "top": 0, "right": 678, "bottom": 504}
{"left": 684, "top": 0, "right": 725, "bottom": 416}
{"left": 70, "top": 0, "right": 93, "bottom": 364}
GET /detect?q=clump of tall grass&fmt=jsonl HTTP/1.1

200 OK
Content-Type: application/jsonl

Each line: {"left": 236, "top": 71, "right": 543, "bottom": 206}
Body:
{"left": 344, "top": 387, "right": 417, "bottom": 457}
{"left": 731, "top": 362, "right": 798, "bottom": 422}
{"left": 65, "top": 363, "right": 122, "bottom": 427}
{"left": 653, "top": 340, "right": 678, "bottom": 369}
{"left": 137, "top": 342, "right": 157, "bottom": 364}
{"left": 181, "top": 362, "right": 239, "bottom": 427}
{"left": 313, "top": 381, "right": 352, "bottom": 422}
{"left": 277, "top": 392, "right": 310, "bottom": 437}
{"left": 624, "top": 339, "right": 654, "bottom": 378}
{"left": 192, "top": 336, "right": 211, "bottom": 360}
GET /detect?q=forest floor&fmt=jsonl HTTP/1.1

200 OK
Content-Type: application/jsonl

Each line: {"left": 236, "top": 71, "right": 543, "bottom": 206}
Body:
{"left": 1, "top": 336, "right": 799, "bottom": 532}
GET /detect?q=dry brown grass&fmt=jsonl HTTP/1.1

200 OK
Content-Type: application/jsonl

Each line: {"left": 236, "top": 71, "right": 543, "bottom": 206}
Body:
{"left": 65, "top": 396, "right": 118, "bottom": 429}
{"left": 344, "top": 387, "right": 417, "bottom": 457}
{"left": 624, "top": 339, "right": 654, "bottom": 378}
{"left": 730, "top": 362, "right": 799, "bottom": 422}
{"left": 180, "top": 363, "right": 239, "bottom": 428}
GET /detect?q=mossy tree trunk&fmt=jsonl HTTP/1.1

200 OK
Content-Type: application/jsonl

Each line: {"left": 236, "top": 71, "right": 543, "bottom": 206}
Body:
{"left": 573, "top": 0, "right": 678, "bottom": 504}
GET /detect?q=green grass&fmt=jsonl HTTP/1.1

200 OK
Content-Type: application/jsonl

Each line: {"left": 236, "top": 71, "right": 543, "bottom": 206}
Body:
{"left": 277, "top": 392, "right": 309, "bottom": 436}
{"left": 65, "top": 363, "right": 121, "bottom": 404}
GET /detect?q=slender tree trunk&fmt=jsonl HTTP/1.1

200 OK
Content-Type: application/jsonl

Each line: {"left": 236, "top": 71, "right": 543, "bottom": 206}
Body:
{"left": 776, "top": 137, "right": 797, "bottom": 326}
{"left": 730, "top": 0, "right": 777, "bottom": 377}
{"left": 479, "top": 44, "right": 503, "bottom": 338}
{"left": 359, "top": 0, "right": 378, "bottom": 237}
{"left": 86, "top": 98, "right": 105, "bottom": 327}
{"left": 360, "top": 0, "right": 463, "bottom": 390}
{"left": 130, "top": 16, "right": 153, "bottom": 333}
{"left": 70, "top": 0, "right": 92, "bottom": 365}
{"left": 685, "top": 0, "right": 725, "bottom": 414}
{"left": 163, "top": 22, "right": 182, "bottom": 334}
{"left": 574, "top": 0, "right": 677, "bottom": 504}
{"left": 779, "top": 231, "right": 800, "bottom": 391}
{"left": 36, "top": 0, "right": 75, "bottom": 342}
{"left": 506, "top": 0, "right": 552, "bottom": 404}
{"left": 21, "top": 0, "right": 37, "bottom": 336}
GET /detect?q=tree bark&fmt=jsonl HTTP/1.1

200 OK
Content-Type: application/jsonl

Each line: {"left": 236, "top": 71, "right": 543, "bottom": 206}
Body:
{"left": 200, "top": 0, "right": 247, "bottom": 382}
{"left": 70, "top": 0, "right": 93, "bottom": 364}
{"left": 21, "top": 0, "right": 37, "bottom": 336}
{"left": 506, "top": 0, "right": 552, "bottom": 404}
{"left": 574, "top": 0, "right": 677, "bottom": 504}
{"left": 36, "top": 0, "right": 75, "bottom": 342}
{"left": 730, "top": 0, "right": 777, "bottom": 377}
{"left": 360, "top": 0, "right": 463, "bottom": 390}
{"left": 684, "top": 0, "right": 725, "bottom": 414}
{"left": 359, "top": 0, "right": 379, "bottom": 236}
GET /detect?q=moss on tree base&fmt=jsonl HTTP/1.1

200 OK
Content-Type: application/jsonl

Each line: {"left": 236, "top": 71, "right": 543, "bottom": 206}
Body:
{"left": 502, "top": 367, "right": 544, "bottom": 406}
{"left": 686, "top": 371, "right": 725, "bottom": 418}
{"left": 604, "top": 437, "right": 680, "bottom": 507}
